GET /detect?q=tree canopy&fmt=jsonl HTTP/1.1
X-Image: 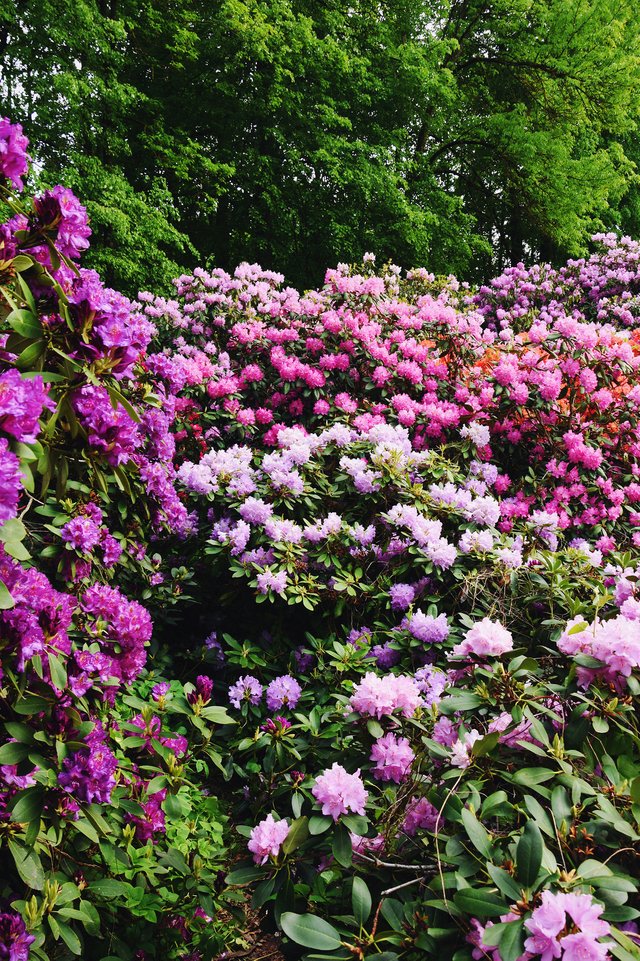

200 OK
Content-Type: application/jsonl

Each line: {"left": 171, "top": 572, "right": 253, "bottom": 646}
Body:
{"left": 2, "top": 0, "right": 639, "bottom": 292}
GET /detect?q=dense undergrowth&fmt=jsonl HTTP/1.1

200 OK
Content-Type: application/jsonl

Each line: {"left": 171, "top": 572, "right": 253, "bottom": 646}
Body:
{"left": 3, "top": 118, "right": 640, "bottom": 961}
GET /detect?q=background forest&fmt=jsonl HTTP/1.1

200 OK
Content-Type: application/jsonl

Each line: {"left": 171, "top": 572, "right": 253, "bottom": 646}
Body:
{"left": 2, "top": 0, "right": 640, "bottom": 294}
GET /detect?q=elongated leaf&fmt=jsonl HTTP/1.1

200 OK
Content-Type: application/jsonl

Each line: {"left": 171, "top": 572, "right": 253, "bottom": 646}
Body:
{"left": 226, "top": 866, "right": 266, "bottom": 885}
{"left": 332, "top": 823, "right": 352, "bottom": 867}
{"left": 10, "top": 788, "right": 45, "bottom": 824}
{"left": 283, "top": 816, "right": 309, "bottom": 855}
{"left": 486, "top": 864, "right": 522, "bottom": 902}
{"left": 309, "top": 815, "right": 332, "bottom": 835}
{"left": 8, "top": 839, "right": 45, "bottom": 890}
{"left": 0, "top": 578, "right": 15, "bottom": 609}
{"left": 481, "top": 920, "right": 525, "bottom": 961}
{"left": 461, "top": 808, "right": 493, "bottom": 859}
{"left": 280, "top": 913, "right": 342, "bottom": 950}
{"left": 516, "top": 821, "right": 543, "bottom": 887}
{"left": 453, "top": 888, "right": 507, "bottom": 918}
{"left": 352, "top": 877, "right": 372, "bottom": 926}
{"left": 0, "top": 741, "right": 30, "bottom": 764}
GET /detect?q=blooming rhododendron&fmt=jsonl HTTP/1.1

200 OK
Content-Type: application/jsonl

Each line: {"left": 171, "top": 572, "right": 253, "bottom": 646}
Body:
{"left": 248, "top": 813, "right": 290, "bottom": 864}
{"left": 0, "top": 116, "right": 29, "bottom": 190}
{"left": 370, "top": 733, "right": 414, "bottom": 782}
{"left": 524, "top": 891, "right": 611, "bottom": 961}
{"left": 452, "top": 618, "right": 514, "bottom": 658}
{"left": 557, "top": 614, "right": 640, "bottom": 687}
{"left": 350, "top": 672, "right": 423, "bottom": 718}
{"left": 228, "top": 675, "right": 263, "bottom": 708}
{"left": 311, "top": 763, "right": 368, "bottom": 820}
{"left": 0, "top": 908, "right": 35, "bottom": 961}
{"left": 265, "top": 675, "right": 302, "bottom": 710}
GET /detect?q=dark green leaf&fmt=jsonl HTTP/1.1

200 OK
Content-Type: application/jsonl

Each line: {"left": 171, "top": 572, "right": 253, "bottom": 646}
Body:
{"left": 280, "top": 913, "right": 342, "bottom": 950}
{"left": 516, "top": 821, "right": 543, "bottom": 887}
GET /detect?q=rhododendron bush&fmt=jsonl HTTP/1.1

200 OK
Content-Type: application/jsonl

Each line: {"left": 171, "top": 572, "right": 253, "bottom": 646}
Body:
{"left": 0, "top": 120, "right": 237, "bottom": 961}
{"left": 3, "top": 115, "right": 640, "bottom": 961}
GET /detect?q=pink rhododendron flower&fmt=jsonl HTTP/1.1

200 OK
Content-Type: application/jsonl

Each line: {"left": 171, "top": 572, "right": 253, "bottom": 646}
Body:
{"left": 248, "top": 813, "right": 290, "bottom": 864}
{"left": 452, "top": 618, "right": 514, "bottom": 658}
{"left": 524, "top": 891, "right": 610, "bottom": 961}
{"left": 369, "top": 733, "right": 414, "bottom": 782}
{"left": 311, "top": 763, "right": 368, "bottom": 820}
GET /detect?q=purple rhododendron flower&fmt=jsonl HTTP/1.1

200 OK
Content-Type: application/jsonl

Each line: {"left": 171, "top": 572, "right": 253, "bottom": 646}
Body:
{"left": 0, "top": 439, "right": 22, "bottom": 524}
{"left": 403, "top": 609, "right": 449, "bottom": 644}
{"left": 228, "top": 675, "right": 262, "bottom": 708}
{"left": 0, "top": 907, "right": 35, "bottom": 961}
{"left": 389, "top": 582, "right": 415, "bottom": 610}
{"left": 58, "top": 723, "right": 118, "bottom": 804}
{"left": 61, "top": 515, "right": 102, "bottom": 553}
{"left": 0, "top": 117, "right": 29, "bottom": 190}
{"left": 33, "top": 185, "right": 91, "bottom": 260}
{"left": 350, "top": 672, "right": 422, "bottom": 718}
{"left": 187, "top": 675, "right": 214, "bottom": 705}
{"left": 265, "top": 674, "right": 301, "bottom": 710}
{"left": 152, "top": 682, "right": 171, "bottom": 701}
{"left": 402, "top": 796, "right": 439, "bottom": 835}
{"left": 0, "top": 370, "right": 51, "bottom": 444}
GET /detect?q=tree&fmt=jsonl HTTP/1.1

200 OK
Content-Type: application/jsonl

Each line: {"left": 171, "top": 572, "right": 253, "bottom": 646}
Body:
{"left": 1, "top": 0, "right": 639, "bottom": 290}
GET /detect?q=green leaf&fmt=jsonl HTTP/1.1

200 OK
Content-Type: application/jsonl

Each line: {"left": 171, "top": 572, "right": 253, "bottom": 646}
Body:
{"left": 480, "top": 921, "right": 525, "bottom": 961}
{"left": 226, "top": 866, "right": 266, "bottom": 885}
{"left": 471, "top": 732, "right": 500, "bottom": 758}
{"left": 367, "top": 719, "right": 384, "bottom": 738}
{"left": 47, "top": 652, "right": 68, "bottom": 691}
{"left": 440, "top": 692, "right": 482, "bottom": 713}
{"left": 486, "top": 864, "right": 522, "bottom": 902}
{"left": 6, "top": 306, "right": 41, "bottom": 337}
{"left": 523, "top": 795, "right": 555, "bottom": 837}
{"left": 89, "top": 879, "right": 130, "bottom": 898}
{"left": 10, "top": 788, "right": 45, "bottom": 824}
{"left": 332, "top": 822, "right": 352, "bottom": 867}
{"left": 380, "top": 898, "right": 404, "bottom": 932}
{"left": 516, "top": 821, "right": 543, "bottom": 887}
{"left": 341, "top": 814, "right": 369, "bottom": 834}
{"left": 352, "top": 877, "right": 372, "bottom": 926}
{"left": 199, "top": 705, "right": 235, "bottom": 725}
{"left": 0, "top": 741, "right": 30, "bottom": 764}
{"left": 283, "top": 816, "right": 309, "bottom": 855}
{"left": 0, "top": 578, "right": 15, "bottom": 609}
{"left": 461, "top": 808, "right": 493, "bottom": 859}
{"left": 11, "top": 255, "right": 34, "bottom": 273}
{"left": 57, "top": 920, "right": 82, "bottom": 955}
{"left": 309, "top": 815, "right": 332, "bottom": 835}
{"left": 280, "top": 913, "right": 342, "bottom": 950}
{"left": 8, "top": 839, "right": 45, "bottom": 890}
{"left": 453, "top": 889, "right": 507, "bottom": 918}
{"left": 511, "top": 768, "right": 556, "bottom": 788}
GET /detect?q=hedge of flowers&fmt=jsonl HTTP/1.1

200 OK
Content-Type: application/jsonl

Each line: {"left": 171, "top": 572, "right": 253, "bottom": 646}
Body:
{"left": 3, "top": 113, "right": 640, "bottom": 961}
{"left": 0, "top": 119, "right": 239, "bottom": 961}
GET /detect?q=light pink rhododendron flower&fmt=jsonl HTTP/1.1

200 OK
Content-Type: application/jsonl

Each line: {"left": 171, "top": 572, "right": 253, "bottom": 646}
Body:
{"left": 452, "top": 618, "right": 514, "bottom": 658}
{"left": 350, "top": 672, "right": 423, "bottom": 718}
{"left": 369, "top": 732, "right": 414, "bottom": 783}
{"left": 248, "top": 813, "right": 290, "bottom": 865}
{"left": 311, "top": 763, "right": 368, "bottom": 820}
